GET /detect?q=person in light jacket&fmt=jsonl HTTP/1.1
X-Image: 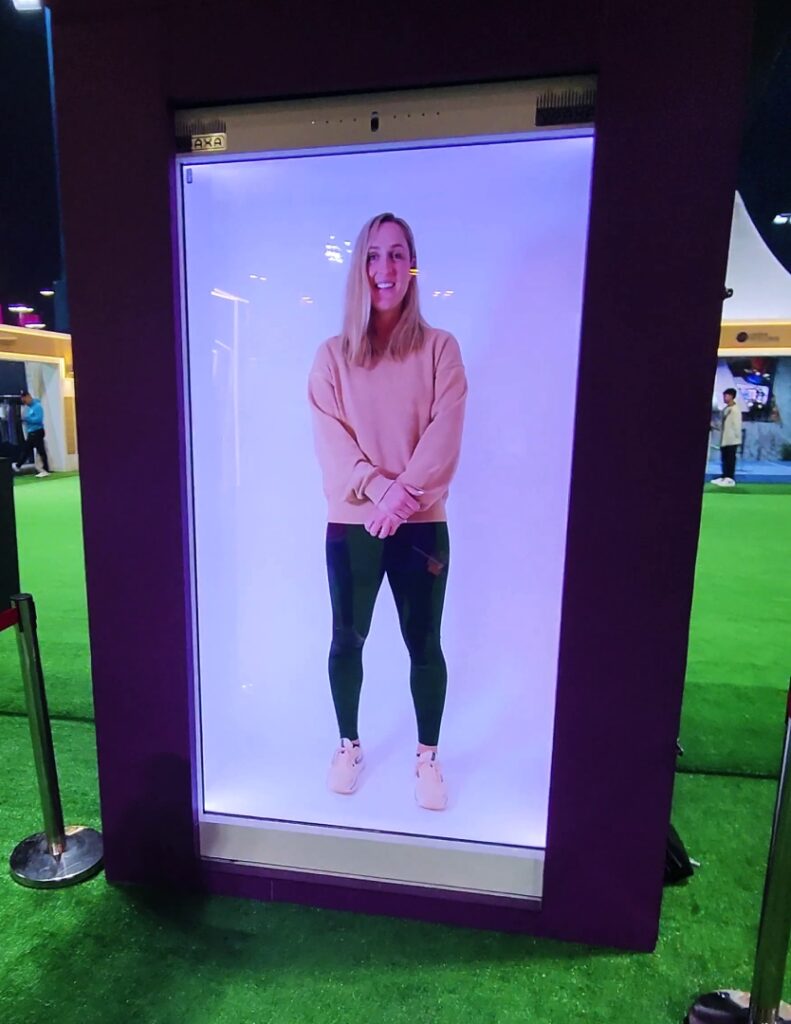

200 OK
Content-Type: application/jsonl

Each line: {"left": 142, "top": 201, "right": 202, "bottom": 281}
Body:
{"left": 13, "top": 391, "right": 50, "bottom": 478}
{"left": 712, "top": 387, "right": 742, "bottom": 487}
{"left": 308, "top": 213, "right": 467, "bottom": 811}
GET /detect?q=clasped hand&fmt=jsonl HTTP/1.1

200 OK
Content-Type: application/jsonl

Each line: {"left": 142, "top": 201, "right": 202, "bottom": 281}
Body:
{"left": 364, "top": 481, "right": 423, "bottom": 539}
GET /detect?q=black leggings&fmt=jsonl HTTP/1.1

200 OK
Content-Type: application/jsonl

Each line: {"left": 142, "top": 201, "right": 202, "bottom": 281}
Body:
{"left": 326, "top": 522, "right": 450, "bottom": 747}
{"left": 19, "top": 429, "right": 49, "bottom": 473}
{"left": 721, "top": 444, "right": 737, "bottom": 480}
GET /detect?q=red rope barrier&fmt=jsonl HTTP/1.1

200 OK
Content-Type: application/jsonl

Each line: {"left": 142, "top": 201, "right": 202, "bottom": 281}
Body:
{"left": 0, "top": 607, "right": 19, "bottom": 633}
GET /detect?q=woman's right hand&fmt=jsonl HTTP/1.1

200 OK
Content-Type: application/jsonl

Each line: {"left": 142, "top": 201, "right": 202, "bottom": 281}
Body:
{"left": 377, "top": 481, "right": 423, "bottom": 520}
{"left": 365, "top": 509, "right": 403, "bottom": 539}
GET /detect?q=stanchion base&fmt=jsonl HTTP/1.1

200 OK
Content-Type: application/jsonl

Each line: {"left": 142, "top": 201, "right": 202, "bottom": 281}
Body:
{"left": 9, "top": 825, "right": 103, "bottom": 889}
{"left": 686, "top": 990, "right": 791, "bottom": 1023}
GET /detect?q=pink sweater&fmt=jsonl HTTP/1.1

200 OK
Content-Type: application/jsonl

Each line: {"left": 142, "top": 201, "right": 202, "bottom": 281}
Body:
{"left": 308, "top": 328, "right": 467, "bottom": 524}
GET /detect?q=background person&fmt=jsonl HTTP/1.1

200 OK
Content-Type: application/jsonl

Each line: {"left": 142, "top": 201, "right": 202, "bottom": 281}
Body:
{"left": 309, "top": 212, "right": 467, "bottom": 811}
{"left": 711, "top": 387, "right": 741, "bottom": 487}
{"left": 13, "top": 391, "right": 50, "bottom": 478}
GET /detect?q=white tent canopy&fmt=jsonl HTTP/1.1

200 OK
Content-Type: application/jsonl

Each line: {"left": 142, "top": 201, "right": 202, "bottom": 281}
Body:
{"left": 724, "top": 193, "right": 791, "bottom": 321}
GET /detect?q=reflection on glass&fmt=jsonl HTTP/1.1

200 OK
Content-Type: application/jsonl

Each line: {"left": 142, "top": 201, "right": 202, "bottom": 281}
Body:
{"left": 210, "top": 288, "right": 249, "bottom": 485}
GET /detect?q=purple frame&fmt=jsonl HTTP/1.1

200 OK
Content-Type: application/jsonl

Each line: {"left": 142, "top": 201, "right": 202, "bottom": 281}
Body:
{"left": 48, "top": 0, "right": 752, "bottom": 950}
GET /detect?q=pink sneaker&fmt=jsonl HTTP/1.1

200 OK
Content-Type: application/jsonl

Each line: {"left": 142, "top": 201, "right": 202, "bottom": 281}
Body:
{"left": 415, "top": 751, "right": 447, "bottom": 810}
{"left": 328, "top": 739, "right": 364, "bottom": 794}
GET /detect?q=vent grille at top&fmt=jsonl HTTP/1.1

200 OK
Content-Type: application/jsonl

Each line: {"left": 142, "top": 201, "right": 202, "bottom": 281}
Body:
{"left": 175, "top": 118, "right": 228, "bottom": 153}
{"left": 535, "top": 88, "right": 596, "bottom": 127}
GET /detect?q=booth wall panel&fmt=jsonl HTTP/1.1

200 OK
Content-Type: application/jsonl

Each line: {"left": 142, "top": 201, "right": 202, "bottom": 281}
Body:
{"left": 48, "top": 0, "right": 753, "bottom": 949}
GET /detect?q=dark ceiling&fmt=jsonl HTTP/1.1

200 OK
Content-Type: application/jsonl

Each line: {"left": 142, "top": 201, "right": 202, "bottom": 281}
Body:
{"left": 0, "top": 3, "right": 789, "bottom": 314}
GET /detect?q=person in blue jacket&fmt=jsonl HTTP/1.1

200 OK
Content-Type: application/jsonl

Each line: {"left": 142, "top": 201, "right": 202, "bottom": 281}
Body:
{"left": 13, "top": 391, "right": 50, "bottom": 478}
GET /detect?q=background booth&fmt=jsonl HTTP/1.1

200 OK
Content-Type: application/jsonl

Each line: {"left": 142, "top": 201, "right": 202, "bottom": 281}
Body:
{"left": 712, "top": 194, "right": 791, "bottom": 480}
{"left": 0, "top": 324, "right": 78, "bottom": 474}
{"left": 48, "top": 0, "right": 752, "bottom": 951}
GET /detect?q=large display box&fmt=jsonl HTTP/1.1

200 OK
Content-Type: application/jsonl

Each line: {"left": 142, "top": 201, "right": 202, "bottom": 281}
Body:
{"left": 48, "top": 0, "right": 751, "bottom": 950}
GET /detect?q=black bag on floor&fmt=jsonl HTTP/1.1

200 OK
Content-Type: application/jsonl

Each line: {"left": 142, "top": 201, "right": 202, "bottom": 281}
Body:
{"left": 665, "top": 823, "right": 694, "bottom": 885}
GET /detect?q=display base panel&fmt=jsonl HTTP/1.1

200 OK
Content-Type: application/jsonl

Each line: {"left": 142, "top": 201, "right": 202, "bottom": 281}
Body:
{"left": 199, "top": 816, "right": 544, "bottom": 900}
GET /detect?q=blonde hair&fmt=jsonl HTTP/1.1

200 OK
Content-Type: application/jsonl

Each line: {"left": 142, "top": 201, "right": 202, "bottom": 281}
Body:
{"left": 341, "top": 213, "right": 428, "bottom": 366}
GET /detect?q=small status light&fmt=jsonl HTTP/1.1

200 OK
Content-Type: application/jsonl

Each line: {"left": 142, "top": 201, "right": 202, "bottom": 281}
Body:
{"left": 773, "top": 214, "right": 791, "bottom": 225}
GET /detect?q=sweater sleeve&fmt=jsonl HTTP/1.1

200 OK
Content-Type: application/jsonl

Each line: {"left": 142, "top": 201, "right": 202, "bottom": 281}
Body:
{"left": 308, "top": 345, "right": 393, "bottom": 506}
{"left": 397, "top": 333, "right": 467, "bottom": 511}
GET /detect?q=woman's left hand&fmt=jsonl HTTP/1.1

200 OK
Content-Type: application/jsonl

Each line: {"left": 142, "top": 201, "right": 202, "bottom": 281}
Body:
{"left": 364, "top": 510, "right": 402, "bottom": 539}
{"left": 377, "top": 481, "right": 422, "bottom": 520}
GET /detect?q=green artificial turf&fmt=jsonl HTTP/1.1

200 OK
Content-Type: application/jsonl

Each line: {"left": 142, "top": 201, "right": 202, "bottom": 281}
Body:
{"left": 1, "top": 477, "right": 789, "bottom": 1021}
{"left": 680, "top": 484, "right": 791, "bottom": 777}
{"left": 0, "top": 474, "right": 92, "bottom": 720}
{"left": 0, "top": 713, "right": 780, "bottom": 1024}
{"left": 1, "top": 476, "right": 789, "bottom": 774}
{"left": 678, "top": 682, "right": 786, "bottom": 776}
{"left": 686, "top": 485, "right": 791, "bottom": 686}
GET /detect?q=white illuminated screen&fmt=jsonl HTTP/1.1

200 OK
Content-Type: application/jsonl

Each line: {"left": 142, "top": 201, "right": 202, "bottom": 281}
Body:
{"left": 181, "top": 132, "right": 594, "bottom": 873}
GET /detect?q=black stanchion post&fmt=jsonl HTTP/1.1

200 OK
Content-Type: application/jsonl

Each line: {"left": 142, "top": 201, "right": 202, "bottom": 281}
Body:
{"left": 9, "top": 593, "right": 103, "bottom": 888}
{"left": 0, "top": 459, "right": 20, "bottom": 612}
{"left": 685, "top": 678, "right": 791, "bottom": 1024}
{"left": 15, "top": 592, "right": 66, "bottom": 855}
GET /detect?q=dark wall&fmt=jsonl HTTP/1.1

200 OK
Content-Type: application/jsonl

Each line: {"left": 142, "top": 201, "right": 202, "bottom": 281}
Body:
{"left": 740, "top": 37, "right": 791, "bottom": 274}
{"left": 0, "top": 6, "right": 60, "bottom": 302}
{"left": 0, "top": 362, "right": 27, "bottom": 396}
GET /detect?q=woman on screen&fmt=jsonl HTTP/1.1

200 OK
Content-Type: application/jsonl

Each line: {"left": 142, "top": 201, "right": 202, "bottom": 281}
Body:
{"left": 308, "top": 212, "right": 467, "bottom": 811}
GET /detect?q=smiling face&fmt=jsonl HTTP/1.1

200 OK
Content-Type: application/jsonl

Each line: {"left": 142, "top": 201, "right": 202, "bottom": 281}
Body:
{"left": 366, "top": 221, "right": 413, "bottom": 316}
